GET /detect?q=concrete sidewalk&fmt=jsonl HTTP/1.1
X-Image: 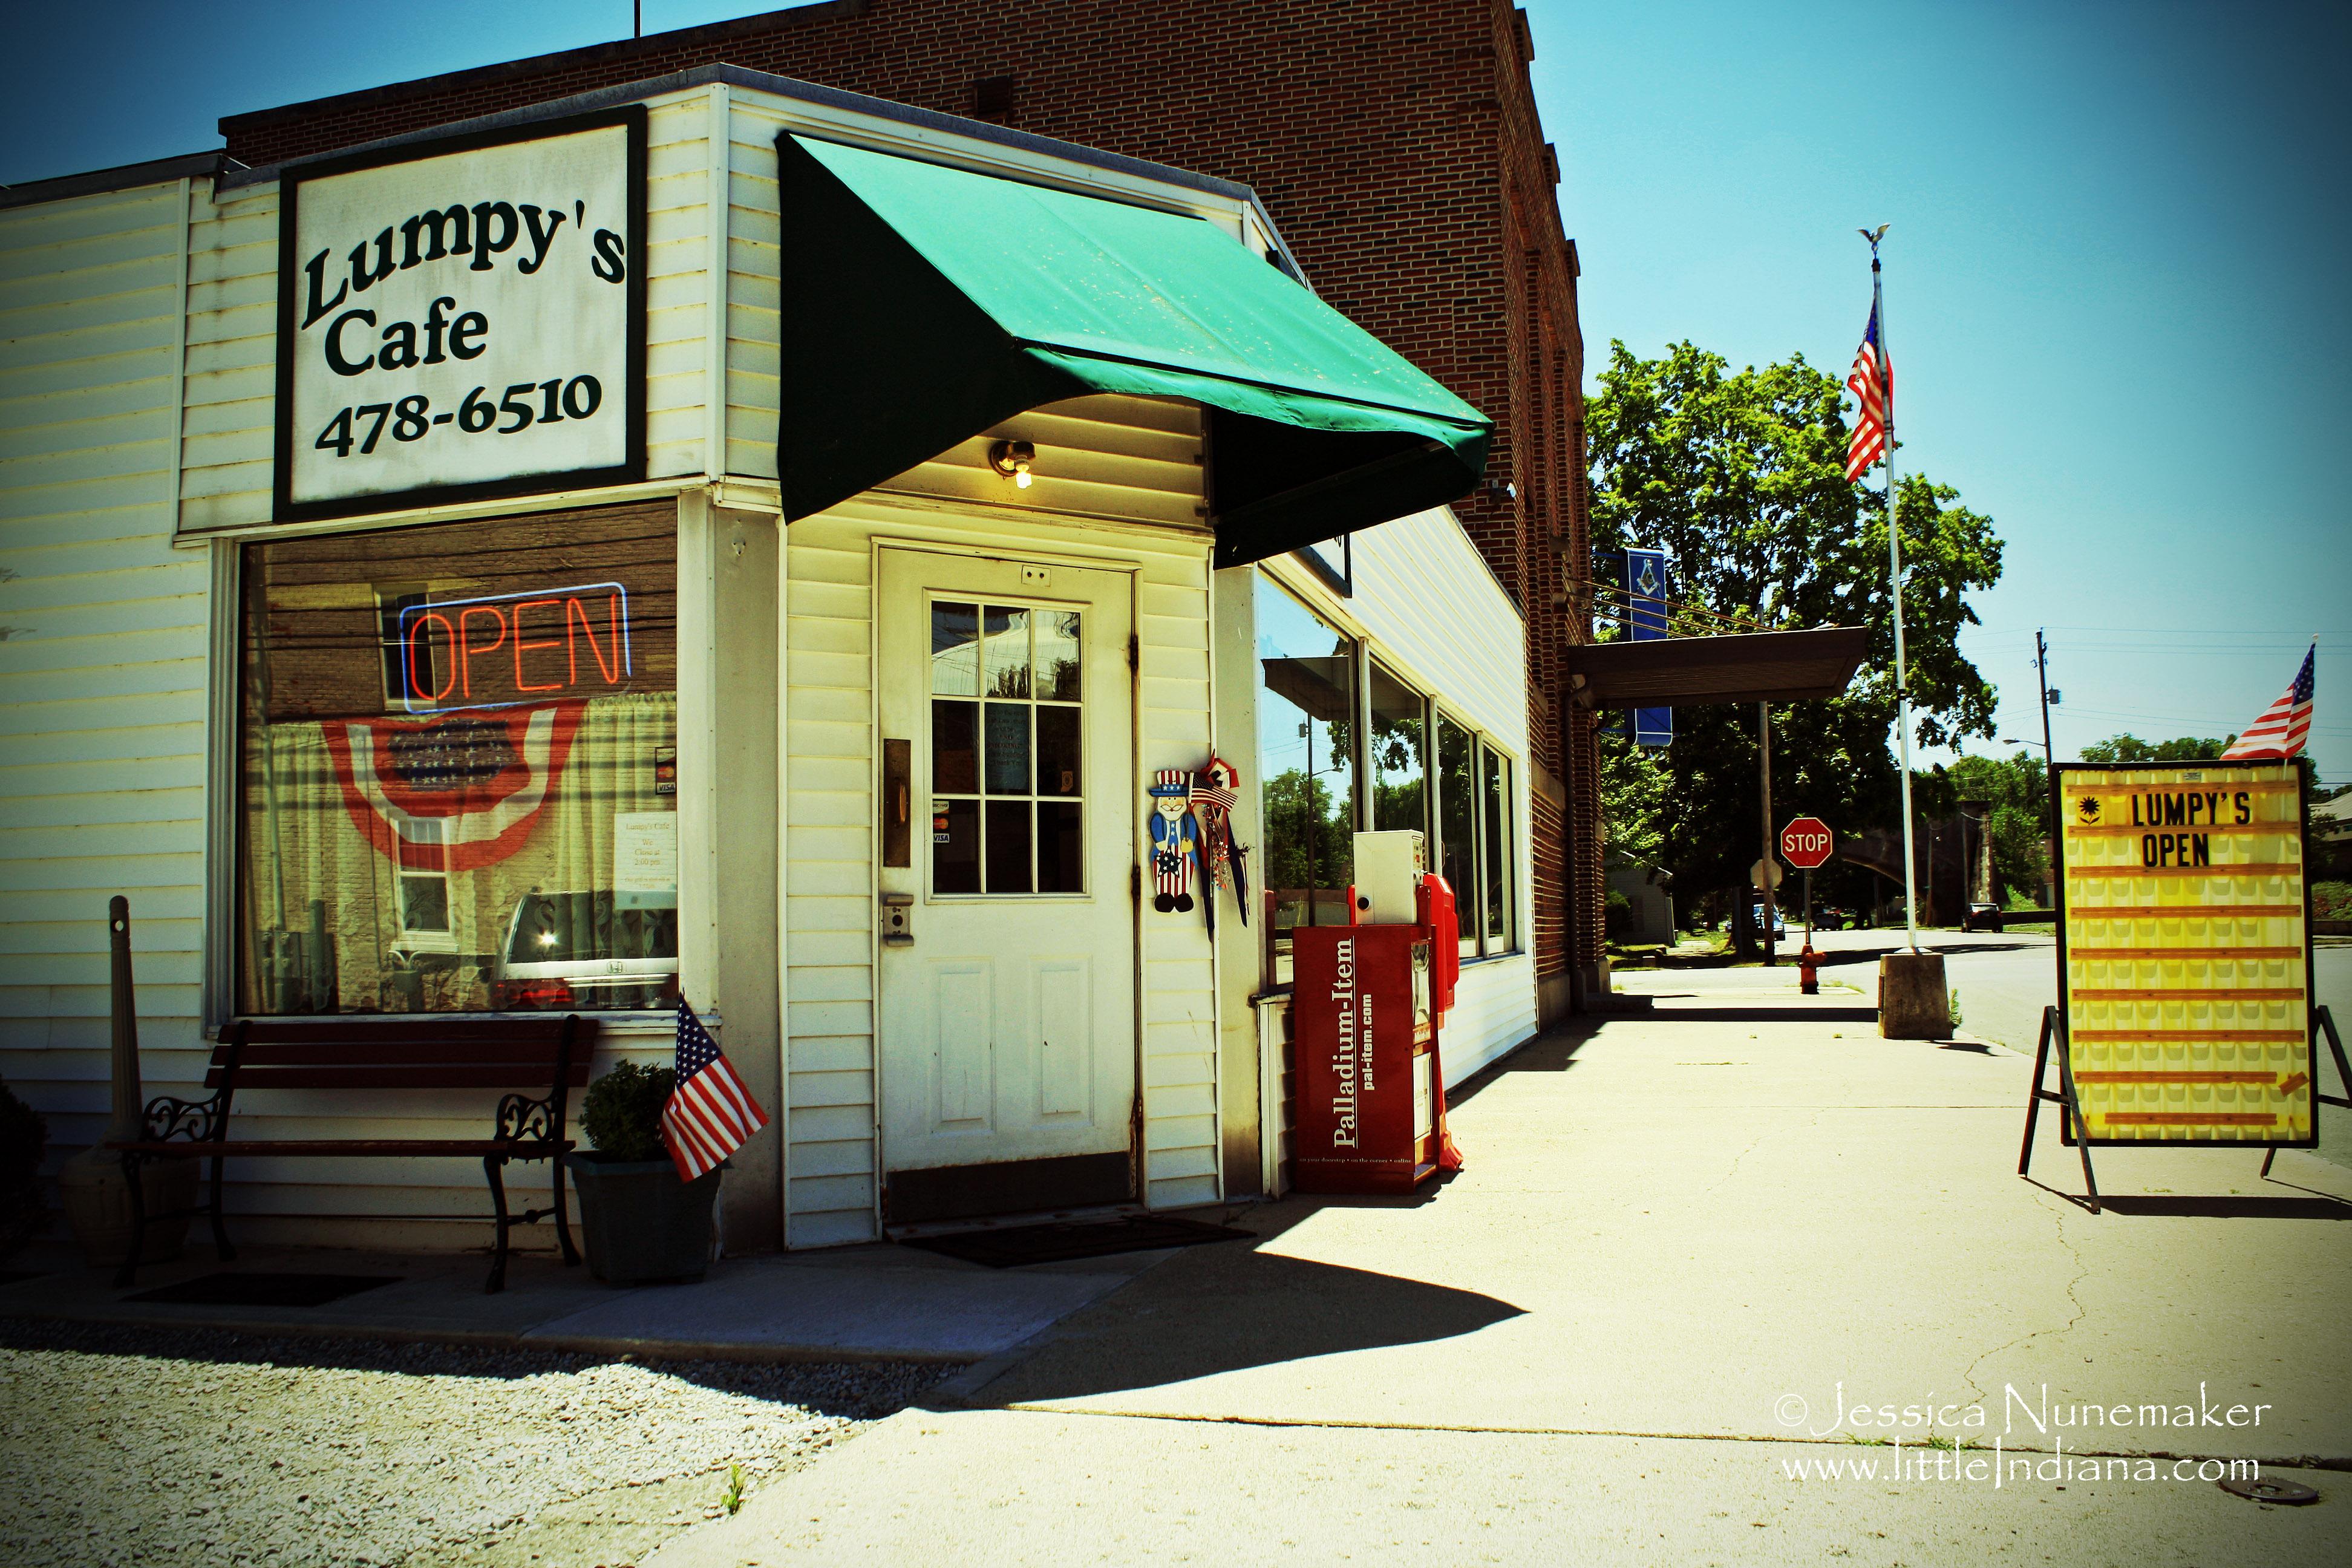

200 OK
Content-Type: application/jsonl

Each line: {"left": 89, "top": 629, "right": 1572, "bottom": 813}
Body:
{"left": 0, "top": 1232, "right": 1165, "bottom": 1364}
{"left": 652, "top": 1007, "right": 2352, "bottom": 1566}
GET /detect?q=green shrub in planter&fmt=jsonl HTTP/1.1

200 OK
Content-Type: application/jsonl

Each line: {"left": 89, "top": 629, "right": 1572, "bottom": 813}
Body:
{"left": 1, "top": 1073, "right": 50, "bottom": 1261}
{"left": 568, "top": 1060, "right": 717, "bottom": 1285}
{"left": 581, "top": 1060, "right": 674, "bottom": 1161}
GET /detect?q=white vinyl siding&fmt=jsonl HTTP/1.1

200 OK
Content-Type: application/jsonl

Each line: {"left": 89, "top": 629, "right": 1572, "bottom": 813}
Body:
{"left": 0, "top": 178, "right": 212, "bottom": 1187}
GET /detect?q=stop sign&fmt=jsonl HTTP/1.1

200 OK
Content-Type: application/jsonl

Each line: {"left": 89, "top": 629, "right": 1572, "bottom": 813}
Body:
{"left": 1780, "top": 816, "right": 1834, "bottom": 870}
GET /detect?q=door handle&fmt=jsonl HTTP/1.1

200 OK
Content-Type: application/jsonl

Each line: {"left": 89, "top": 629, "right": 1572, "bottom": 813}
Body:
{"left": 880, "top": 890, "right": 914, "bottom": 947}
{"left": 882, "top": 738, "right": 911, "bottom": 868}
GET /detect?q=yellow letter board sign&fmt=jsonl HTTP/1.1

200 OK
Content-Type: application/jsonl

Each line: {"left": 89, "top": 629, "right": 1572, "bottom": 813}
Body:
{"left": 2054, "top": 758, "right": 2313, "bottom": 1145}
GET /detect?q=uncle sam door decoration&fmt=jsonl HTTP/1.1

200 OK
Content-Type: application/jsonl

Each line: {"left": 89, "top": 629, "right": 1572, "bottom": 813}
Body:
{"left": 1148, "top": 769, "right": 1201, "bottom": 913}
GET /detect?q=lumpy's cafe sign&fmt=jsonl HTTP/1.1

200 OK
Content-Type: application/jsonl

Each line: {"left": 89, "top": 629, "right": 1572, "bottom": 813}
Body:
{"left": 274, "top": 108, "right": 646, "bottom": 520}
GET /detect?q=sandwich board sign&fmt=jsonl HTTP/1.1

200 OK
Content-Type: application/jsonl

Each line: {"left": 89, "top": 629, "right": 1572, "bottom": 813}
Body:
{"left": 2021, "top": 757, "right": 2341, "bottom": 1206}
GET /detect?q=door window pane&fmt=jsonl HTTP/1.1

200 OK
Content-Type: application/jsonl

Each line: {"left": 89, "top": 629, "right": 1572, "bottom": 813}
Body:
{"left": 984, "top": 705, "right": 1031, "bottom": 794}
{"left": 1369, "top": 661, "right": 1427, "bottom": 836}
{"left": 933, "top": 700, "right": 979, "bottom": 793}
{"left": 1482, "top": 744, "right": 1515, "bottom": 950}
{"left": 984, "top": 605, "right": 1032, "bottom": 698}
{"left": 931, "top": 601, "right": 979, "bottom": 695}
{"left": 1254, "top": 577, "right": 1357, "bottom": 940}
{"left": 1037, "top": 802, "right": 1084, "bottom": 892}
{"left": 985, "top": 801, "right": 1034, "bottom": 893}
{"left": 1437, "top": 715, "right": 1479, "bottom": 958}
{"left": 929, "top": 595, "right": 1083, "bottom": 897}
{"left": 1036, "top": 707, "right": 1082, "bottom": 797}
{"left": 237, "top": 508, "right": 678, "bottom": 1015}
{"left": 935, "top": 798, "right": 981, "bottom": 893}
{"left": 1035, "top": 610, "right": 1082, "bottom": 702}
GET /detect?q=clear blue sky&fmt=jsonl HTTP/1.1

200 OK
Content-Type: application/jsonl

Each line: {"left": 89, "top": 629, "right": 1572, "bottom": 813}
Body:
{"left": 1525, "top": 0, "right": 2350, "bottom": 783}
{"left": 7, "top": 2, "right": 2346, "bottom": 780}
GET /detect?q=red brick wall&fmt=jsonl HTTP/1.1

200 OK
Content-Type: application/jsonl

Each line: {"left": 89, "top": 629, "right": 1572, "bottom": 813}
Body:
{"left": 226, "top": 0, "right": 1601, "bottom": 993}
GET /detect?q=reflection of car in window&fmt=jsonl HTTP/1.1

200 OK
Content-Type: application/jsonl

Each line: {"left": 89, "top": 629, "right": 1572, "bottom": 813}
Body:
{"left": 493, "top": 891, "right": 678, "bottom": 1011}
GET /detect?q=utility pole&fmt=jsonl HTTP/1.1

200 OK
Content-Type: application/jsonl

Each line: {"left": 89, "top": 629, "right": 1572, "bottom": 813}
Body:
{"left": 2037, "top": 628, "right": 2057, "bottom": 907}
{"left": 1759, "top": 702, "right": 1777, "bottom": 965}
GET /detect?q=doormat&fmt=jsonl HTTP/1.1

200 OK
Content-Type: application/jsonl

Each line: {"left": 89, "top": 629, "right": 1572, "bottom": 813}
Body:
{"left": 125, "top": 1273, "right": 402, "bottom": 1308}
{"left": 903, "top": 1215, "right": 1253, "bottom": 1269}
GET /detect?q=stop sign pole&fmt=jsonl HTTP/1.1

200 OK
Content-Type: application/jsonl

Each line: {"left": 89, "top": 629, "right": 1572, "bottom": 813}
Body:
{"left": 1781, "top": 817, "right": 1835, "bottom": 946}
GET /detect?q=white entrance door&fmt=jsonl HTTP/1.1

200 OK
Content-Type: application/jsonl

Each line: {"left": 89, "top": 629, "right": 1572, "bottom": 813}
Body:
{"left": 875, "top": 547, "right": 1137, "bottom": 1222}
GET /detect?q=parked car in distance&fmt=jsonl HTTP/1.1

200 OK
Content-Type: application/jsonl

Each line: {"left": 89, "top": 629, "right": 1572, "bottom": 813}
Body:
{"left": 1963, "top": 901, "right": 2004, "bottom": 933}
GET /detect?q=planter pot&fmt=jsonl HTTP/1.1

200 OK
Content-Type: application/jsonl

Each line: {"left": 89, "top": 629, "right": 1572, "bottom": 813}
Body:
{"left": 566, "top": 1154, "right": 720, "bottom": 1285}
{"left": 55, "top": 1148, "right": 197, "bottom": 1269}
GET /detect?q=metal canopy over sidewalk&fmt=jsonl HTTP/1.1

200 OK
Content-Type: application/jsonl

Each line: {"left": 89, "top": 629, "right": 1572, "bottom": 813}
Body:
{"left": 1564, "top": 624, "right": 1870, "bottom": 708}
{"left": 776, "top": 134, "right": 1492, "bottom": 565}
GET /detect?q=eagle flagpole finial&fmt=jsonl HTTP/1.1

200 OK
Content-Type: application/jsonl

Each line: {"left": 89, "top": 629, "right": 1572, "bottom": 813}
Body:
{"left": 1858, "top": 224, "right": 1889, "bottom": 254}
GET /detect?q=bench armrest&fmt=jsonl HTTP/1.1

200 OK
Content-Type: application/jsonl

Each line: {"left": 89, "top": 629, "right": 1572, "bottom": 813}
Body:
{"left": 494, "top": 1091, "right": 562, "bottom": 1145}
{"left": 137, "top": 1090, "right": 227, "bottom": 1145}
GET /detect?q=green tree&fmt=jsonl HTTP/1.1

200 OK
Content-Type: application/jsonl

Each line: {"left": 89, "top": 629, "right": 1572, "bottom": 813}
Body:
{"left": 1587, "top": 341, "right": 2005, "bottom": 943}
{"left": 1259, "top": 767, "right": 1352, "bottom": 895}
{"left": 2079, "top": 734, "right": 2226, "bottom": 763}
{"left": 1915, "top": 751, "right": 2050, "bottom": 903}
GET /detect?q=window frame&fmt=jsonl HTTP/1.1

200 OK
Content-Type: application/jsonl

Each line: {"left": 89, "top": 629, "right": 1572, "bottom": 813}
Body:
{"left": 223, "top": 502, "right": 685, "bottom": 1024}
{"left": 1247, "top": 560, "right": 1526, "bottom": 983}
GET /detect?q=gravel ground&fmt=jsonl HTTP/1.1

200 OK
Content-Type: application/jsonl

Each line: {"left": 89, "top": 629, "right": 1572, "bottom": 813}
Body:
{"left": 0, "top": 1318, "right": 952, "bottom": 1568}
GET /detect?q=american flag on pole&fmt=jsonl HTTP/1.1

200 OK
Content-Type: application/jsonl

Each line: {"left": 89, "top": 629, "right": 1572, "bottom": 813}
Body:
{"left": 1845, "top": 303, "right": 1892, "bottom": 483}
{"left": 661, "top": 998, "right": 768, "bottom": 1181}
{"left": 2220, "top": 644, "right": 2317, "bottom": 760}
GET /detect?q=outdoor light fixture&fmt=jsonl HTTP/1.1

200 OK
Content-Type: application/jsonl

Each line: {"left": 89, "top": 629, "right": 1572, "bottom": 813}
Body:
{"left": 989, "top": 439, "right": 1037, "bottom": 488}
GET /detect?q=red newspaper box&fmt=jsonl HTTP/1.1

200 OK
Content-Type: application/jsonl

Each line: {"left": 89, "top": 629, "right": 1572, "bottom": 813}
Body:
{"left": 1290, "top": 889, "right": 1464, "bottom": 1194}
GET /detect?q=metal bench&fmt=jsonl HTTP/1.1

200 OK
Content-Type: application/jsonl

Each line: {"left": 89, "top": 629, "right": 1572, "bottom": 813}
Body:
{"left": 109, "top": 1014, "right": 598, "bottom": 1293}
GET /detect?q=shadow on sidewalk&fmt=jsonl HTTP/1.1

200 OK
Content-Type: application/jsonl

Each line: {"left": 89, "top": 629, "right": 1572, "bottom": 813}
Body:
{"left": 959, "top": 1202, "right": 1523, "bottom": 1406}
{"left": 2091, "top": 1195, "right": 2350, "bottom": 1221}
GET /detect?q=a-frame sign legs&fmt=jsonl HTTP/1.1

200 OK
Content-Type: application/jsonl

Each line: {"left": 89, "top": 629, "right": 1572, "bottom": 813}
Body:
{"left": 2019, "top": 1004, "right": 2100, "bottom": 1212}
{"left": 2260, "top": 1004, "right": 2350, "bottom": 1180}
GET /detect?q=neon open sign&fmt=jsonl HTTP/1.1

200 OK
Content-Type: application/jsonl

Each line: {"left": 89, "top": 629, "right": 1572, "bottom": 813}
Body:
{"left": 397, "top": 581, "right": 632, "bottom": 713}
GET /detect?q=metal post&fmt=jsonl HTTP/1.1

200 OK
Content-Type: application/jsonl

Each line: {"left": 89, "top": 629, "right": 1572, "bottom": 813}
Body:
{"left": 1870, "top": 234, "right": 1922, "bottom": 950}
{"left": 2037, "top": 627, "right": 2057, "bottom": 906}
{"left": 1804, "top": 867, "right": 1814, "bottom": 948}
{"left": 1759, "top": 702, "right": 1777, "bottom": 964}
{"left": 105, "top": 896, "right": 144, "bottom": 1145}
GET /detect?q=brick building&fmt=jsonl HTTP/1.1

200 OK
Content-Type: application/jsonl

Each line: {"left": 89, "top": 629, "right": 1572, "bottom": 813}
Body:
{"left": 221, "top": 0, "right": 1607, "bottom": 1019}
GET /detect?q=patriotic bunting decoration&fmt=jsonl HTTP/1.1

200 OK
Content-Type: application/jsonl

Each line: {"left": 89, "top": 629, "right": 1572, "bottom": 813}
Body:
{"left": 661, "top": 998, "right": 769, "bottom": 1183}
{"left": 323, "top": 701, "right": 584, "bottom": 872}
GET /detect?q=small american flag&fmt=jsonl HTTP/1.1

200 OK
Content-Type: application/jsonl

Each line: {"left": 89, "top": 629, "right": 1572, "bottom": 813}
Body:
{"left": 661, "top": 998, "right": 768, "bottom": 1181}
{"left": 2220, "top": 644, "right": 2317, "bottom": 760}
{"left": 1846, "top": 303, "right": 1892, "bottom": 483}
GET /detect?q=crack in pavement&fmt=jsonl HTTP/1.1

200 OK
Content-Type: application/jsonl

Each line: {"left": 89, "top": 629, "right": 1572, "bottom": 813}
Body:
{"left": 987, "top": 1403, "right": 2352, "bottom": 1469}
{"left": 1956, "top": 1191, "right": 2092, "bottom": 1411}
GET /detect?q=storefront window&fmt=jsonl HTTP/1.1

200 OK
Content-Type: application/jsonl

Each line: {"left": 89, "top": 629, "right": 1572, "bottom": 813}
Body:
{"left": 1481, "top": 742, "right": 1515, "bottom": 950}
{"left": 1368, "top": 661, "right": 1426, "bottom": 837}
{"left": 1254, "top": 578, "right": 1357, "bottom": 938}
{"left": 236, "top": 507, "right": 678, "bottom": 1014}
{"left": 1436, "top": 714, "right": 1478, "bottom": 959}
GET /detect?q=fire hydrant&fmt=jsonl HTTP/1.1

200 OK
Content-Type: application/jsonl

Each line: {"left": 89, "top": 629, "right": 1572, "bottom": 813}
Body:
{"left": 1797, "top": 944, "right": 1820, "bottom": 996}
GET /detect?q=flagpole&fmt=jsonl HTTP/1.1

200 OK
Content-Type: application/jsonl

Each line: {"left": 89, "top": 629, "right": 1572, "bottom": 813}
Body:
{"left": 1870, "top": 229, "right": 1922, "bottom": 951}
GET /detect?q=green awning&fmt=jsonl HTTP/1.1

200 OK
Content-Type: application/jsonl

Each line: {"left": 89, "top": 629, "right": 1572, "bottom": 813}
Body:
{"left": 777, "top": 134, "right": 1492, "bottom": 566}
